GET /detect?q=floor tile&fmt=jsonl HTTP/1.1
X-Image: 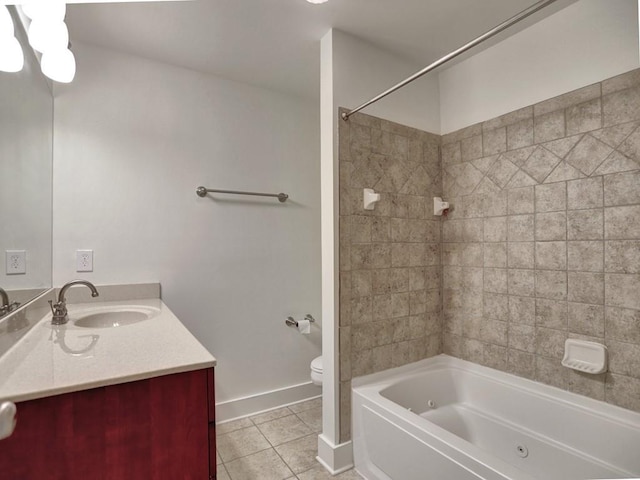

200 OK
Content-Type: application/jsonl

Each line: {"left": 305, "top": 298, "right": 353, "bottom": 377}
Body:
{"left": 250, "top": 406, "right": 293, "bottom": 425}
{"left": 216, "top": 464, "right": 231, "bottom": 480}
{"left": 273, "top": 434, "right": 318, "bottom": 474}
{"left": 225, "top": 448, "right": 294, "bottom": 480}
{"left": 296, "top": 406, "right": 322, "bottom": 433}
{"left": 216, "top": 450, "right": 223, "bottom": 465}
{"left": 217, "top": 425, "right": 271, "bottom": 462}
{"left": 297, "top": 465, "right": 363, "bottom": 480}
{"left": 289, "top": 397, "right": 322, "bottom": 414}
{"left": 257, "top": 414, "right": 313, "bottom": 446}
{"left": 217, "top": 417, "right": 253, "bottom": 435}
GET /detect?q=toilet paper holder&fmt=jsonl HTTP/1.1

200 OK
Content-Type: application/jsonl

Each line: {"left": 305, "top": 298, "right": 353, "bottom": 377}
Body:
{"left": 286, "top": 314, "right": 316, "bottom": 328}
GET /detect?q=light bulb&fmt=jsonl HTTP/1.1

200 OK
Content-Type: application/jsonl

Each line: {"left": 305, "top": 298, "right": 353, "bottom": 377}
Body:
{"left": 41, "top": 48, "right": 75, "bottom": 83}
{"left": 28, "top": 19, "right": 68, "bottom": 53}
{"left": 306, "top": 0, "right": 329, "bottom": 3}
{"left": 0, "top": 36, "right": 24, "bottom": 73}
{"left": 21, "top": 2, "right": 66, "bottom": 22}
{"left": 0, "top": 6, "right": 14, "bottom": 38}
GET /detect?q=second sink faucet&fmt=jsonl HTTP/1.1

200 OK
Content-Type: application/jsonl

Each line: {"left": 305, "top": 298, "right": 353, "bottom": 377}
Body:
{"left": 49, "top": 280, "right": 99, "bottom": 325}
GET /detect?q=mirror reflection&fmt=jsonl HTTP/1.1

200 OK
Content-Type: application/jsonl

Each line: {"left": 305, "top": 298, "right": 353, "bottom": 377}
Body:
{"left": 0, "top": 8, "right": 53, "bottom": 315}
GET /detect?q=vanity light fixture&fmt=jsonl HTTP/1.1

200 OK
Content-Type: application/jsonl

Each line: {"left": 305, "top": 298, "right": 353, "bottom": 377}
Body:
{"left": 306, "top": 0, "right": 329, "bottom": 4}
{"left": 20, "top": 1, "right": 77, "bottom": 82}
{"left": 0, "top": 6, "right": 23, "bottom": 72}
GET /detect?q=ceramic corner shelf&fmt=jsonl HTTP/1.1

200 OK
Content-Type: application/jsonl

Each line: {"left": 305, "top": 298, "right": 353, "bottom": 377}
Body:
{"left": 561, "top": 339, "right": 608, "bottom": 374}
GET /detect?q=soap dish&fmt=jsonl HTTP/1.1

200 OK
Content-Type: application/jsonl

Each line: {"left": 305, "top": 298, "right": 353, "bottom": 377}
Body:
{"left": 561, "top": 339, "right": 608, "bottom": 374}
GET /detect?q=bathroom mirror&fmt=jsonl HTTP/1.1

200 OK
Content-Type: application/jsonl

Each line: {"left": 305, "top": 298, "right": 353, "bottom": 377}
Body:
{"left": 0, "top": 7, "right": 53, "bottom": 311}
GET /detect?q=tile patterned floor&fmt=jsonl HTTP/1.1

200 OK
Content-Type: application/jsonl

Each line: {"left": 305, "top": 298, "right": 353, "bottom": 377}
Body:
{"left": 216, "top": 398, "right": 363, "bottom": 480}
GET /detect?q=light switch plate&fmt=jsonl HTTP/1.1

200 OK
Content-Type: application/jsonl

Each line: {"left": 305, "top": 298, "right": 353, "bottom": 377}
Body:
{"left": 5, "top": 250, "right": 26, "bottom": 275}
{"left": 76, "top": 250, "right": 93, "bottom": 272}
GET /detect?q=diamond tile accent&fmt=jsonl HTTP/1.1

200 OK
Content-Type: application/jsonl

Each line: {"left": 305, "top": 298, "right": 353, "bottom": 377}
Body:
{"left": 487, "top": 157, "right": 519, "bottom": 189}
{"left": 591, "top": 122, "right": 639, "bottom": 149}
{"left": 521, "top": 147, "right": 561, "bottom": 182}
{"left": 593, "top": 151, "right": 640, "bottom": 175}
{"left": 565, "top": 135, "right": 614, "bottom": 175}
{"left": 542, "top": 135, "right": 583, "bottom": 158}
{"left": 544, "top": 161, "right": 585, "bottom": 183}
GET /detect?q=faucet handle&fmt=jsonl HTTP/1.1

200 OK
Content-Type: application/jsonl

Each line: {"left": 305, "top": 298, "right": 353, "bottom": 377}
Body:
{"left": 48, "top": 300, "right": 55, "bottom": 315}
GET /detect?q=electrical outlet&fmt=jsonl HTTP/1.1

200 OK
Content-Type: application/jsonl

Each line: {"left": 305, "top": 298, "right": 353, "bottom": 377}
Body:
{"left": 76, "top": 250, "right": 93, "bottom": 272}
{"left": 6, "top": 250, "right": 26, "bottom": 275}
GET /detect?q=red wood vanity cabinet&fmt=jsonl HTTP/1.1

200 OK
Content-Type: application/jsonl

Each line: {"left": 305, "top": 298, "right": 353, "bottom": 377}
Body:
{"left": 0, "top": 368, "right": 217, "bottom": 480}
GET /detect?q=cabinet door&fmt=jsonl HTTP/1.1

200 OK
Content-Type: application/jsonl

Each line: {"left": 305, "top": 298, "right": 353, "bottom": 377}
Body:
{"left": 0, "top": 369, "right": 211, "bottom": 480}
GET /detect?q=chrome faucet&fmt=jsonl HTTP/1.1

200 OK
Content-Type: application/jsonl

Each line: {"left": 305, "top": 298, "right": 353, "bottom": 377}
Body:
{"left": 0, "top": 288, "right": 20, "bottom": 318}
{"left": 49, "top": 280, "right": 99, "bottom": 325}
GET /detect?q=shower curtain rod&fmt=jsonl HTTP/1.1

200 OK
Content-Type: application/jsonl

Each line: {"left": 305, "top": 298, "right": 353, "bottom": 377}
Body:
{"left": 341, "top": 0, "right": 560, "bottom": 121}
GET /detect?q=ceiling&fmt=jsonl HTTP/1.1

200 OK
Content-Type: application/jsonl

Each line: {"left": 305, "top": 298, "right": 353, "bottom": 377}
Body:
{"left": 64, "top": 0, "right": 576, "bottom": 99}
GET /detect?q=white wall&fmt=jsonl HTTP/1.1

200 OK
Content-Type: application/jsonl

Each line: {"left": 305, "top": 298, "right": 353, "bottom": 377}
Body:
{"left": 439, "top": 0, "right": 640, "bottom": 133}
{"left": 53, "top": 42, "right": 321, "bottom": 409}
{"left": 332, "top": 30, "right": 441, "bottom": 134}
{"left": 318, "top": 29, "right": 441, "bottom": 473}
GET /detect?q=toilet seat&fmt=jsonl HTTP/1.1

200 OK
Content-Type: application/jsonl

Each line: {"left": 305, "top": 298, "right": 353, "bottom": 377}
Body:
{"left": 310, "top": 356, "right": 323, "bottom": 386}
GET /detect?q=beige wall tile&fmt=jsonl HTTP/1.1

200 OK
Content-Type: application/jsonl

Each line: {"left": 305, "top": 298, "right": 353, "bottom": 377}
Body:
{"left": 461, "top": 135, "right": 483, "bottom": 161}
{"left": 568, "top": 272, "right": 604, "bottom": 304}
{"left": 605, "top": 205, "right": 640, "bottom": 239}
{"left": 509, "top": 269, "right": 536, "bottom": 297}
{"left": 605, "top": 373, "right": 640, "bottom": 411}
{"left": 605, "top": 306, "right": 640, "bottom": 344}
{"left": 536, "top": 327, "right": 567, "bottom": 359}
{"left": 535, "top": 270, "right": 567, "bottom": 300}
{"left": 603, "top": 85, "right": 640, "bottom": 126}
{"left": 567, "top": 209, "right": 604, "bottom": 240}
{"left": 535, "top": 241, "right": 567, "bottom": 270}
{"left": 566, "top": 98, "right": 602, "bottom": 136}
{"left": 507, "top": 118, "right": 534, "bottom": 150}
{"left": 535, "top": 182, "right": 566, "bottom": 212}
{"left": 535, "top": 212, "right": 567, "bottom": 241}
{"left": 565, "top": 136, "right": 613, "bottom": 176}
{"left": 604, "top": 171, "right": 640, "bottom": 206}
{"left": 522, "top": 147, "right": 561, "bottom": 183}
{"left": 605, "top": 274, "right": 640, "bottom": 310}
{"left": 508, "top": 215, "right": 535, "bottom": 241}
{"left": 536, "top": 356, "right": 567, "bottom": 389}
{"left": 484, "top": 243, "right": 507, "bottom": 268}
{"left": 605, "top": 240, "right": 640, "bottom": 273}
{"left": 483, "top": 127, "right": 507, "bottom": 156}
{"left": 485, "top": 268, "right": 508, "bottom": 294}
{"left": 484, "top": 217, "right": 507, "bottom": 242}
{"left": 508, "top": 242, "right": 535, "bottom": 269}
{"left": 534, "top": 110, "right": 565, "bottom": 143}
{"left": 568, "top": 303, "right": 604, "bottom": 337}
{"left": 568, "top": 241, "right": 604, "bottom": 272}
{"left": 536, "top": 299, "right": 568, "bottom": 330}
{"left": 508, "top": 187, "right": 535, "bottom": 215}
{"left": 567, "top": 177, "right": 603, "bottom": 210}
{"left": 509, "top": 295, "right": 536, "bottom": 325}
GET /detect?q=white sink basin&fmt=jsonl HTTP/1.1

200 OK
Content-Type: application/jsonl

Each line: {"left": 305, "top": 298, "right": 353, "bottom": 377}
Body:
{"left": 73, "top": 306, "right": 160, "bottom": 328}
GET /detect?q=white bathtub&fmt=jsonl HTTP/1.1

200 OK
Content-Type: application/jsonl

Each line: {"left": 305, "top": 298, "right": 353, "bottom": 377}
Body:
{"left": 352, "top": 355, "right": 640, "bottom": 480}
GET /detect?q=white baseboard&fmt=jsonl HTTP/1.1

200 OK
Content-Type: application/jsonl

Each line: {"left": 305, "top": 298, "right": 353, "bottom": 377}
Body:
{"left": 317, "top": 434, "right": 354, "bottom": 474}
{"left": 216, "top": 381, "right": 322, "bottom": 422}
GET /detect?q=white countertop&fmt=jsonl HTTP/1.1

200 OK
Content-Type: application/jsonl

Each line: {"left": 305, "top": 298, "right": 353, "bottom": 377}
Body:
{"left": 0, "top": 298, "right": 216, "bottom": 403}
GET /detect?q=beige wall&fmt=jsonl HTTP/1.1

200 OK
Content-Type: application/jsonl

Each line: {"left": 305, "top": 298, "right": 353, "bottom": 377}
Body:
{"left": 337, "top": 110, "right": 442, "bottom": 441}
{"left": 441, "top": 69, "right": 640, "bottom": 412}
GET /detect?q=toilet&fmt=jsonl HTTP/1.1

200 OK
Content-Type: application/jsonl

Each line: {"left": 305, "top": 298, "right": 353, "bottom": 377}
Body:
{"left": 310, "top": 356, "right": 323, "bottom": 386}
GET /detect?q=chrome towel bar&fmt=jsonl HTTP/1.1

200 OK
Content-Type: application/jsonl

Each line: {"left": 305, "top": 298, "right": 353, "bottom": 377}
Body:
{"left": 196, "top": 186, "right": 288, "bottom": 203}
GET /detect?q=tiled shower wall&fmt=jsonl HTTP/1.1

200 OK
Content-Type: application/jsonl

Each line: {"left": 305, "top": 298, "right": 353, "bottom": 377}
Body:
{"left": 441, "top": 68, "right": 640, "bottom": 413}
{"left": 338, "top": 109, "right": 442, "bottom": 441}
{"left": 338, "top": 68, "right": 640, "bottom": 443}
